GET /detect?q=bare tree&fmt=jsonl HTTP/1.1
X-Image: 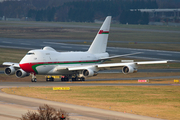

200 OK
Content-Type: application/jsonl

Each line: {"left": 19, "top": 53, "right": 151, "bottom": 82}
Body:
{"left": 19, "top": 104, "right": 68, "bottom": 120}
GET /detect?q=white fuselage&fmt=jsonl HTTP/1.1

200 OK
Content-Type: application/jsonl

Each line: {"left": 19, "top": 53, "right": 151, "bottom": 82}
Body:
{"left": 19, "top": 47, "right": 109, "bottom": 75}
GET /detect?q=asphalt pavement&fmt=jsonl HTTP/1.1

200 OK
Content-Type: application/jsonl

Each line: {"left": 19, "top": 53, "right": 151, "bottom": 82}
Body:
{"left": 0, "top": 38, "right": 180, "bottom": 61}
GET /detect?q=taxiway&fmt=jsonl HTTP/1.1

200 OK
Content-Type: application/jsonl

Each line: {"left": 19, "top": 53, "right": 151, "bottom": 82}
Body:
{"left": 0, "top": 38, "right": 180, "bottom": 61}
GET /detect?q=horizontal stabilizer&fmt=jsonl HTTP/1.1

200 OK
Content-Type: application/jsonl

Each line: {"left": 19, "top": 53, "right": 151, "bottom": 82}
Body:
{"left": 99, "top": 52, "right": 142, "bottom": 60}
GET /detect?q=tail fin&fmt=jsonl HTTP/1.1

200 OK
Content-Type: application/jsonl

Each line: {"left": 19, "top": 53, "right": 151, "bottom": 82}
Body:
{"left": 88, "top": 16, "right": 111, "bottom": 54}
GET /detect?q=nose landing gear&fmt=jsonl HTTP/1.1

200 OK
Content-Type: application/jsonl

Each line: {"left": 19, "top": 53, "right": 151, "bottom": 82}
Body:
{"left": 31, "top": 73, "right": 37, "bottom": 82}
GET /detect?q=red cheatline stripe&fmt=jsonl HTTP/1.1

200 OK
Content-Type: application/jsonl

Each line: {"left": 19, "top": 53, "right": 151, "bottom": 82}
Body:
{"left": 98, "top": 30, "right": 109, "bottom": 34}
{"left": 20, "top": 60, "right": 101, "bottom": 74}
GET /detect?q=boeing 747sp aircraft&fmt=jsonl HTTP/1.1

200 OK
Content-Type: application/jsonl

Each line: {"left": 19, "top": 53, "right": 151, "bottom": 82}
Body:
{"left": 3, "top": 16, "right": 168, "bottom": 82}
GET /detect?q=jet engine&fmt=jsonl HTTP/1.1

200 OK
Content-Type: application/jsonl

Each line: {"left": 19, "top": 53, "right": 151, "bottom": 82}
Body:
{"left": 82, "top": 69, "right": 97, "bottom": 77}
{"left": 15, "top": 69, "right": 30, "bottom": 78}
{"left": 4, "top": 66, "right": 15, "bottom": 75}
{"left": 122, "top": 65, "right": 137, "bottom": 74}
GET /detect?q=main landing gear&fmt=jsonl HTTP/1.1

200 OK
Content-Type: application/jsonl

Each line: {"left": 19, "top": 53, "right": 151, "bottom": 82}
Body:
{"left": 61, "top": 76, "right": 69, "bottom": 81}
{"left": 60, "top": 75, "right": 85, "bottom": 82}
{"left": 67, "top": 76, "right": 85, "bottom": 81}
{"left": 30, "top": 74, "right": 86, "bottom": 82}
{"left": 46, "top": 77, "right": 54, "bottom": 82}
{"left": 31, "top": 73, "right": 37, "bottom": 82}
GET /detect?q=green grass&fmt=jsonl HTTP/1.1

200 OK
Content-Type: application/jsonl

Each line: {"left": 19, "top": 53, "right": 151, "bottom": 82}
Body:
{"left": 0, "top": 48, "right": 27, "bottom": 64}
{"left": 112, "top": 23, "right": 180, "bottom": 31}
{"left": 1, "top": 21, "right": 180, "bottom": 31}
{"left": 109, "top": 30, "right": 180, "bottom": 42}
{"left": 1, "top": 26, "right": 180, "bottom": 42}
{"left": 2, "top": 86, "right": 180, "bottom": 120}
{"left": 1, "top": 21, "right": 180, "bottom": 51}
{"left": 1, "top": 27, "right": 180, "bottom": 52}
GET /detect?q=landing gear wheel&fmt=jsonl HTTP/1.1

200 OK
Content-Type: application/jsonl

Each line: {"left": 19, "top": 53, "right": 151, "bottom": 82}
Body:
{"left": 65, "top": 77, "right": 69, "bottom": 81}
{"left": 49, "top": 77, "right": 54, "bottom": 82}
{"left": 72, "top": 78, "right": 76, "bottom": 81}
{"left": 80, "top": 77, "right": 85, "bottom": 81}
{"left": 31, "top": 73, "right": 37, "bottom": 82}
{"left": 72, "top": 77, "right": 85, "bottom": 81}
{"left": 46, "top": 77, "right": 54, "bottom": 82}
{"left": 61, "top": 76, "right": 69, "bottom": 82}
{"left": 72, "top": 77, "right": 78, "bottom": 81}
{"left": 46, "top": 78, "right": 50, "bottom": 82}
{"left": 31, "top": 78, "right": 37, "bottom": 82}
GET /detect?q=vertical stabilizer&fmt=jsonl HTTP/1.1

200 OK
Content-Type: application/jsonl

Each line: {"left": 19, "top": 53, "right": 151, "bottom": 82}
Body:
{"left": 88, "top": 16, "right": 111, "bottom": 54}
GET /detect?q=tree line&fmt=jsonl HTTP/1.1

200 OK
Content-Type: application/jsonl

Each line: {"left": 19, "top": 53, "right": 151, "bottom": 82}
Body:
{"left": 0, "top": 0, "right": 160, "bottom": 24}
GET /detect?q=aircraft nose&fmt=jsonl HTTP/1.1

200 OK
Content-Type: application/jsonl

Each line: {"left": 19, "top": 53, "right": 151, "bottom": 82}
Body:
{"left": 19, "top": 63, "right": 36, "bottom": 73}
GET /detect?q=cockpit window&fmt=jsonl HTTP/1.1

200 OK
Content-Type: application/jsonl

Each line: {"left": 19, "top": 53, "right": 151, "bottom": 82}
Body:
{"left": 26, "top": 53, "right": 35, "bottom": 55}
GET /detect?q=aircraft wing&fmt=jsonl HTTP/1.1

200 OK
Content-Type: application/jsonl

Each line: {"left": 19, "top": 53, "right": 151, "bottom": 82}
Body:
{"left": 97, "top": 60, "right": 168, "bottom": 69}
{"left": 56, "top": 60, "right": 168, "bottom": 71}
{"left": 2, "top": 62, "right": 20, "bottom": 68}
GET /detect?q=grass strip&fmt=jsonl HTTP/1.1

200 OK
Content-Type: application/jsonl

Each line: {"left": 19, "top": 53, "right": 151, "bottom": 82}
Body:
{"left": 2, "top": 86, "right": 180, "bottom": 120}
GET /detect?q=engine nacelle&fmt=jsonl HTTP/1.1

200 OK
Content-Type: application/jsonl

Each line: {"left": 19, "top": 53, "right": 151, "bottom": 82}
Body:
{"left": 4, "top": 66, "right": 15, "bottom": 75}
{"left": 15, "top": 69, "right": 30, "bottom": 78}
{"left": 82, "top": 69, "right": 97, "bottom": 77}
{"left": 122, "top": 66, "right": 137, "bottom": 74}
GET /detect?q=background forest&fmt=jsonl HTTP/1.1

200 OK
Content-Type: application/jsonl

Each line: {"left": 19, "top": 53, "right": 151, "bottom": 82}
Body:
{"left": 0, "top": 0, "right": 180, "bottom": 24}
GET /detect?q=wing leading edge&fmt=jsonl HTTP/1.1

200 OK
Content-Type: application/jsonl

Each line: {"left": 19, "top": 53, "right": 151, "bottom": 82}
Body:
{"left": 3, "top": 62, "right": 20, "bottom": 68}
